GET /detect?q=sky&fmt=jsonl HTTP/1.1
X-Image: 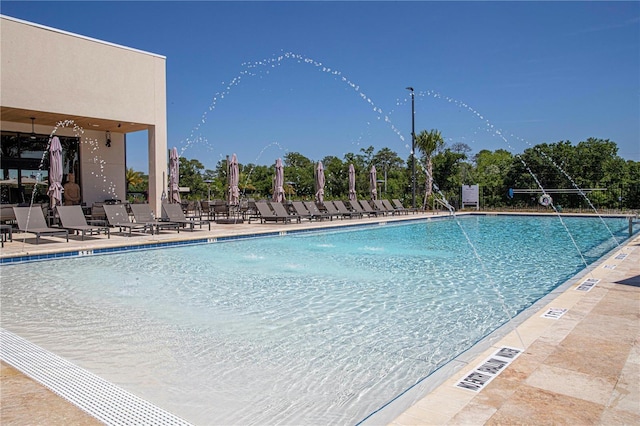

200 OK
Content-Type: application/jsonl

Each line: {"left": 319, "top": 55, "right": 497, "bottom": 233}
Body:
{"left": 2, "top": 1, "right": 639, "bottom": 173}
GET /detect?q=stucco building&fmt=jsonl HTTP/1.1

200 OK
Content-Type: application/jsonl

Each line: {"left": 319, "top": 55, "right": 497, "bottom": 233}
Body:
{"left": 0, "top": 15, "right": 167, "bottom": 214}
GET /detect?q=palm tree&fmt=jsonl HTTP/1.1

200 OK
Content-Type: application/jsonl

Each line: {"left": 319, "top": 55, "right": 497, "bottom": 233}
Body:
{"left": 125, "top": 167, "right": 144, "bottom": 192}
{"left": 415, "top": 129, "right": 444, "bottom": 209}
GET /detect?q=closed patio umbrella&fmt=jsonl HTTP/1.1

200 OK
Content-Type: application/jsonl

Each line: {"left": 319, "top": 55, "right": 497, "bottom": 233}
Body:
{"left": 348, "top": 163, "right": 356, "bottom": 202}
{"left": 169, "top": 147, "right": 181, "bottom": 204}
{"left": 369, "top": 165, "right": 377, "bottom": 200}
{"left": 315, "top": 161, "right": 325, "bottom": 204}
{"left": 272, "top": 158, "right": 286, "bottom": 202}
{"left": 228, "top": 153, "right": 240, "bottom": 205}
{"left": 47, "top": 136, "right": 63, "bottom": 208}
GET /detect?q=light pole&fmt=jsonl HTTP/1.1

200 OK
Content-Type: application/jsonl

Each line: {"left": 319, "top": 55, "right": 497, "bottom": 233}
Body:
{"left": 204, "top": 180, "right": 212, "bottom": 201}
{"left": 406, "top": 86, "right": 416, "bottom": 208}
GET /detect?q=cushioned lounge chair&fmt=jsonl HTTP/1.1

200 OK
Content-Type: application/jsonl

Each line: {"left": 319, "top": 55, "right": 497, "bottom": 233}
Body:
{"left": 13, "top": 206, "right": 69, "bottom": 244}
{"left": 103, "top": 204, "right": 152, "bottom": 236}
{"left": 162, "top": 203, "right": 211, "bottom": 231}
{"left": 56, "top": 205, "right": 110, "bottom": 240}
{"left": 130, "top": 203, "right": 180, "bottom": 234}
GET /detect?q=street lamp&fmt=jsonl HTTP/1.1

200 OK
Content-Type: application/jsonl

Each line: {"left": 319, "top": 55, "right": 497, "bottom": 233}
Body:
{"left": 406, "top": 86, "right": 416, "bottom": 208}
{"left": 204, "top": 180, "right": 212, "bottom": 201}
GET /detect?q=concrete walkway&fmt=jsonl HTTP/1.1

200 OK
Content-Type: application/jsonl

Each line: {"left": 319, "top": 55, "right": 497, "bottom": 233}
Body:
{"left": 1, "top": 213, "right": 638, "bottom": 425}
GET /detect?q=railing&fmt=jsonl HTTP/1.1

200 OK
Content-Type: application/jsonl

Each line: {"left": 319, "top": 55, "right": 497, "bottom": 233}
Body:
{"left": 433, "top": 197, "right": 455, "bottom": 215}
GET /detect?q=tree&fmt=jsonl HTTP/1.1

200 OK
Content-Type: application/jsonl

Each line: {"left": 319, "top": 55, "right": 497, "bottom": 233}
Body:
{"left": 178, "top": 157, "right": 206, "bottom": 200}
{"left": 373, "top": 147, "right": 404, "bottom": 198}
{"left": 125, "top": 167, "right": 145, "bottom": 192}
{"left": 321, "top": 155, "right": 345, "bottom": 199}
{"left": 284, "top": 152, "right": 314, "bottom": 199}
{"left": 430, "top": 148, "right": 468, "bottom": 208}
{"left": 473, "top": 149, "right": 513, "bottom": 206}
{"left": 415, "top": 129, "right": 444, "bottom": 208}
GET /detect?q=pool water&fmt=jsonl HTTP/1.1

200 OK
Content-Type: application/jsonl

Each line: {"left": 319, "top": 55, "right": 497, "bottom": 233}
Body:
{"left": 0, "top": 215, "right": 632, "bottom": 425}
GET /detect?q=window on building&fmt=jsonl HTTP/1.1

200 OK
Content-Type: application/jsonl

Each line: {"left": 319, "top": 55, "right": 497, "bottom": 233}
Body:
{"left": 1, "top": 131, "right": 79, "bottom": 204}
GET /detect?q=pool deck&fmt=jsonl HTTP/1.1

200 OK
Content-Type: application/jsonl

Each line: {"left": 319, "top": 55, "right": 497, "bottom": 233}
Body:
{"left": 1, "top": 211, "right": 638, "bottom": 425}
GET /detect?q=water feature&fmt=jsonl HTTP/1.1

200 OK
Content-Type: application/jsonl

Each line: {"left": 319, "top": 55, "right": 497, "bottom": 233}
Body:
{"left": 170, "top": 50, "right": 627, "bottom": 353}
{"left": 10, "top": 49, "right": 629, "bottom": 425}
{"left": 1, "top": 215, "right": 633, "bottom": 425}
{"left": 177, "top": 51, "right": 406, "bottom": 165}
{"left": 15, "top": 120, "right": 119, "bottom": 246}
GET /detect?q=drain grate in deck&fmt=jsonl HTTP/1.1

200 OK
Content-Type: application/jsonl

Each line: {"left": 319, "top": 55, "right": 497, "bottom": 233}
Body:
{"left": 0, "top": 328, "right": 192, "bottom": 426}
{"left": 455, "top": 346, "right": 522, "bottom": 392}
{"left": 576, "top": 277, "right": 600, "bottom": 292}
{"left": 541, "top": 307, "right": 568, "bottom": 320}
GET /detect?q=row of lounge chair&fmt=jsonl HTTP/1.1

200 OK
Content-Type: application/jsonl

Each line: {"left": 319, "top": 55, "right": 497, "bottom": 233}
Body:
{"left": 249, "top": 199, "right": 416, "bottom": 224}
{"left": 6, "top": 198, "right": 416, "bottom": 244}
{"left": 9, "top": 202, "right": 213, "bottom": 244}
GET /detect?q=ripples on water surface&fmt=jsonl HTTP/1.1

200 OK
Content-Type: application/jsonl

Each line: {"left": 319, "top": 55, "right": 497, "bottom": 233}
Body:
{"left": 1, "top": 215, "right": 631, "bottom": 424}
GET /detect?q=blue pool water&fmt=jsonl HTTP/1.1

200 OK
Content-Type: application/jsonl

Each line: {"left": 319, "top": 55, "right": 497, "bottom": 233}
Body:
{"left": 0, "top": 215, "right": 632, "bottom": 425}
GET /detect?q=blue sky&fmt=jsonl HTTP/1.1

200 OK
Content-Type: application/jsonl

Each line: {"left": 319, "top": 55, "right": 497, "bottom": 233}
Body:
{"left": 3, "top": 1, "right": 639, "bottom": 173}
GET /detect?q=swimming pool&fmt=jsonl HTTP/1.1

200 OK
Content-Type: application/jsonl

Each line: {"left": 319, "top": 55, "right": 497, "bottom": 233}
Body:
{"left": 0, "top": 215, "right": 633, "bottom": 424}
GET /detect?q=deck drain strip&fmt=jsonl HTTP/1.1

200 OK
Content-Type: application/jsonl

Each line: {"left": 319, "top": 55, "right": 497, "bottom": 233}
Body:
{"left": 541, "top": 307, "right": 568, "bottom": 319}
{"left": 0, "top": 328, "right": 191, "bottom": 425}
{"left": 455, "top": 346, "right": 523, "bottom": 392}
{"left": 576, "top": 277, "right": 600, "bottom": 292}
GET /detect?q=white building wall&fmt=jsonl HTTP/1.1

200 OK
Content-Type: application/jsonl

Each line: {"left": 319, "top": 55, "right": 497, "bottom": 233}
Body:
{"left": 1, "top": 15, "right": 167, "bottom": 213}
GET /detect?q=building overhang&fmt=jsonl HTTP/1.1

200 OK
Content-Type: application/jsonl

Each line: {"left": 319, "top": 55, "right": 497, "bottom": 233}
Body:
{"left": 1, "top": 107, "right": 149, "bottom": 134}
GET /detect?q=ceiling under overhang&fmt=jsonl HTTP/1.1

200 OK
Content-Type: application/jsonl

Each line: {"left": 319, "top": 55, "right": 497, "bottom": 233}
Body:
{"left": 0, "top": 107, "right": 150, "bottom": 134}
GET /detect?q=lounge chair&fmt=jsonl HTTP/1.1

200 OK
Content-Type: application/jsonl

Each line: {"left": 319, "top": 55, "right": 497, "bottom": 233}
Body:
{"left": 200, "top": 200, "right": 214, "bottom": 220}
{"left": 291, "top": 201, "right": 313, "bottom": 221}
{"left": 56, "top": 205, "right": 110, "bottom": 240}
{"left": 211, "top": 200, "right": 229, "bottom": 220}
{"left": 381, "top": 199, "right": 401, "bottom": 215}
{"left": 348, "top": 200, "right": 374, "bottom": 218}
{"left": 358, "top": 200, "right": 379, "bottom": 217}
{"left": 130, "top": 203, "right": 181, "bottom": 234}
{"left": 333, "top": 200, "right": 362, "bottom": 219}
{"left": 103, "top": 204, "right": 152, "bottom": 236}
{"left": 304, "top": 201, "right": 333, "bottom": 221}
{"left": 271, "top": 202, "right": 300, "bottom": 223}
{"left": 322, "top": 201, "right": 344, "bottom": 220}
{"left": 162, "top": 203, "right": 211, "bottom": 231}
{"left": 251, "top": 201, "right": 289, "bottom": 223}
{"left": 292, "top": 201, "right": 326, "bottom": 221}
{"left": 372, "top": 199, "right": 393, "bottom": 216}
{"left": 0, "top": 204, "right": 17, "bottom": 225}
{"left": 13, "top": 206, "right": 69, "bottom": 244}
{"left": 392, "top": 199, "right": 417, "bottom": 214}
